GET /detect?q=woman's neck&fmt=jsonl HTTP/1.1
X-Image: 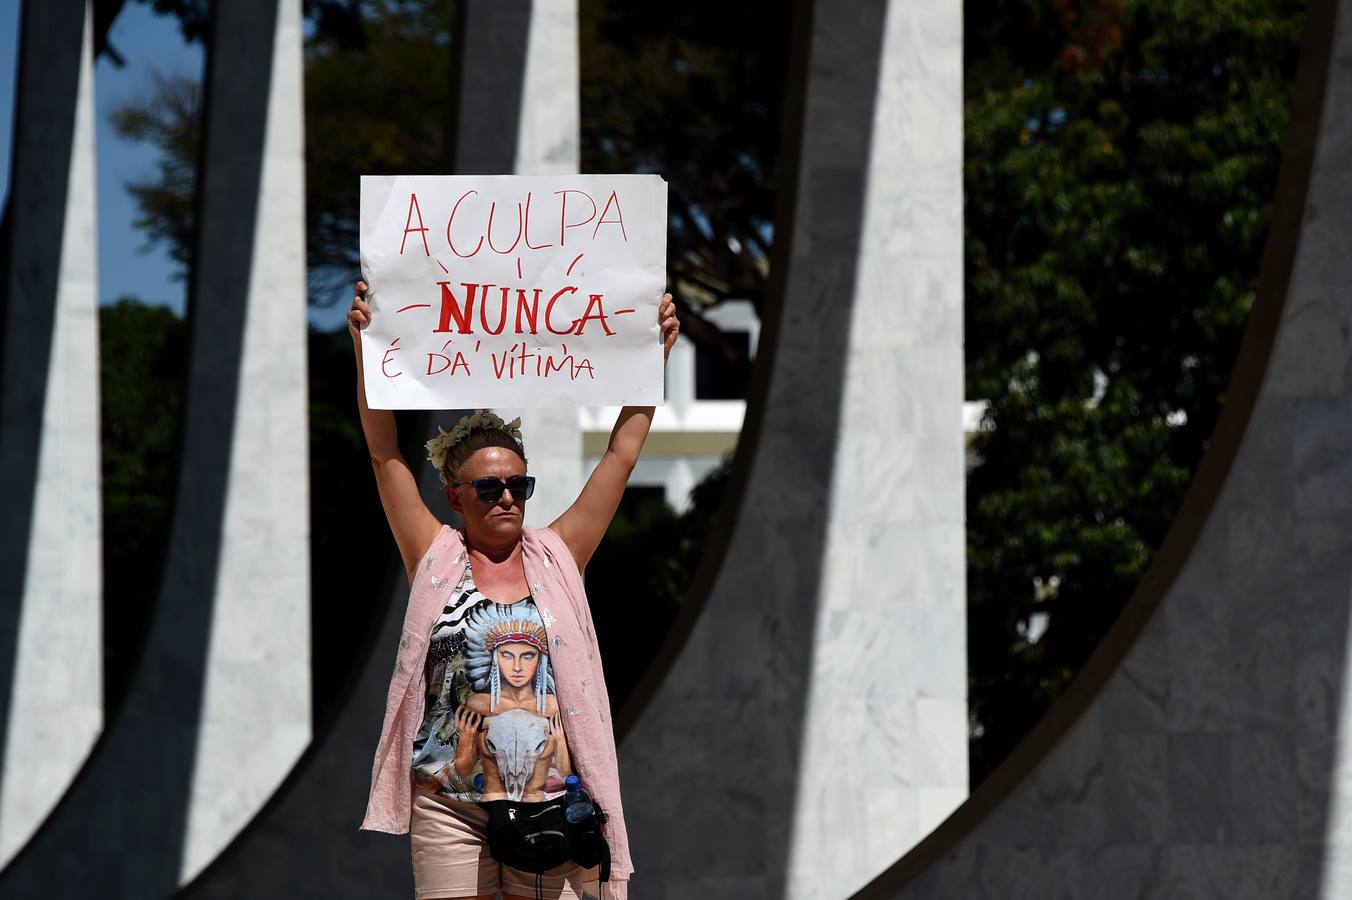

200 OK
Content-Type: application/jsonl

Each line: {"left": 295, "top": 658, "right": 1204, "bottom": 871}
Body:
{"left": 466, "top": 538, "right": 522, "bottom": 566}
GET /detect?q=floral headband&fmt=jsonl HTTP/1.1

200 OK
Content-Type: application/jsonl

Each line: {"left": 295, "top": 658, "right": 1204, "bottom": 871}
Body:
{"left": 425, "top": 409, "right": 525, "bottom": 486}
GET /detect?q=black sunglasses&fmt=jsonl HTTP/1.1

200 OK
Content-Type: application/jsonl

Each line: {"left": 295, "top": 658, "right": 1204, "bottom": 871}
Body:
{"left": 452, "top": 475, "right": 536, "bottom": 502}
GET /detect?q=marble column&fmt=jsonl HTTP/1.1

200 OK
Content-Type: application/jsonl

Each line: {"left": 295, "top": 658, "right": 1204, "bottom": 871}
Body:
{"left": 0, "top": 0, "right": 102, "bottom": 869}
{"left": 178, "top": 0, "right": 311, "bottom": 881}
{"left": 619, "top": 1, "right": 967, "bottom": 898}
{"left": 784, "top": 1, "right": 967, "bottom": 896}
{"left": 851, "top": 0, "right": 1352, "bottom": 897}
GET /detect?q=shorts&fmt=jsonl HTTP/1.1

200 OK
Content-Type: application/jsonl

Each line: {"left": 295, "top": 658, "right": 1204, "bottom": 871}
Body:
{"left": 410, "top": 790, "right": 601, "bottom": 900}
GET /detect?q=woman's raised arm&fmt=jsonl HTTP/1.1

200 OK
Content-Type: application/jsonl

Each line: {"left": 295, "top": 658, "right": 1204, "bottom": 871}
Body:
{"left": 349, "top": 281, "right": 443, "bottom": 582}
{"left": 550, "top": 293, "right": 679, "bottom": 571}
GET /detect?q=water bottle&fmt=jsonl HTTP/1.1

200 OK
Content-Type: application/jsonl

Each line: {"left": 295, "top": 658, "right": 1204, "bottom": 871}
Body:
{"left": 563, "top": 775, "right": 595, "bottom": 824}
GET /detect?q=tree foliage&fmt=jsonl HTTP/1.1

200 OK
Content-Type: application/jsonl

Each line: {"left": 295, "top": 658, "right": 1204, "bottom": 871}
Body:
{"left": 302, "top": 0, "right": 454, "bottom": 300}
{"left": 107, "top": 73, "right": 200, "bottom": 277}
{"left": 112, "top": 0, "right": 447, "bottom": 301}
{"left": 100, "top": 299, "right": 186, "bottom": 712}
{"left": 963, "top": 0, "right": 1306, "bottom": 781}
{"left": 579, "top": 2, "right": 788, "bottom": 320}
{"left": 128, "top": 0, "right": 365, "bottom": 47}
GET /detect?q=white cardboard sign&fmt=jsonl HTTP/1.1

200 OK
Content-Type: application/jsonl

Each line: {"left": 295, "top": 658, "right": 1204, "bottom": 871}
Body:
{"left": 359, "top": 174, "right": 668, "bottom": 409}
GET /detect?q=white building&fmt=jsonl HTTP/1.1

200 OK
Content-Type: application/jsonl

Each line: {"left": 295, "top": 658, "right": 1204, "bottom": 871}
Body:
{"left": 579, "top": 298, "right": 760, "bottom": 512}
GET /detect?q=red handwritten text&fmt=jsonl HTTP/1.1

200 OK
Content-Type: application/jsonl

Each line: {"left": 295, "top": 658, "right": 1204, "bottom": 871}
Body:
{"left": 426, "top": 188, "right": 629, "bottom": 260}
{"left": 434, "top": 282, "right": 616, "bottom": 337}
{"left": 489, "top": 342, "right": 595, "bottom": 381}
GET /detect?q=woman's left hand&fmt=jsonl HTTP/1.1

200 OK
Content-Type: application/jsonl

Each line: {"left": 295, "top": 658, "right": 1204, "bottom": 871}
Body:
{"left": 660, "top": 292, "right": 679, "bottom": 364}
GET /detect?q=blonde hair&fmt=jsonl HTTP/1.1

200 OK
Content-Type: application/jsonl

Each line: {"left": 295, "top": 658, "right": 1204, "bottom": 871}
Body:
{"left": 425, "top": 410, "right": 527, "bottom": 486}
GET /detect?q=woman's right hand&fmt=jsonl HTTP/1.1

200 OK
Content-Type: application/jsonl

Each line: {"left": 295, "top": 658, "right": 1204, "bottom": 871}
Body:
{"left": 348, "top": 280, "right": 372, "bottom": 345}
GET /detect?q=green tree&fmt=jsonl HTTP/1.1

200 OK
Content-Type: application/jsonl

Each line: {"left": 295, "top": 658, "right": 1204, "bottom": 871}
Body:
{"left": 963, "top": 0, "right": 1306, "bottom": 781}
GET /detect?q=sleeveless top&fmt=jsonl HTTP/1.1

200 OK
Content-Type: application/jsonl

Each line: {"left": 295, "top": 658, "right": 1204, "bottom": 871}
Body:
{"left": 410, "top": 564, "right": 573, "bottom": 803}
{"left": 363, "top": 526, "right": 632, "bottom": 898}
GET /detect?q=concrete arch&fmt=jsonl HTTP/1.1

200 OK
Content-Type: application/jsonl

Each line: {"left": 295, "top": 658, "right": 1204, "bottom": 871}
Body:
{"left": 164, "top": 0, "right": 1347, "bottom": 894}
{"left": 0, "top": 0, "right": 103, "bottom": 869}
{"left": 0, "top": 0, "right": 310, "bottom": 894}
{"left": 617, "top": 0, "right": 968, "bottom": 897}
{"left": 850, "top": 0, "right": 1349, "bottom": 896}
{"left": 8, "top": 0, "right": 1328, "bottom": 895}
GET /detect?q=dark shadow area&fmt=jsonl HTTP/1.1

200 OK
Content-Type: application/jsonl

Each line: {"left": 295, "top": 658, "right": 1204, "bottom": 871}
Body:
{"left": 586, "top": 463, "right": 728, "bottom": 714}
{"left": 99, "top": 301, "right": 187, "bottom": 719}
{"left": 578, "top": 0, "right": 790, "bottom": 320}
{"left": 0, "top": 0, "right": 275, "bottom": 893}
{"left": 307, "top": 327, "right": 404, "bottom": 731}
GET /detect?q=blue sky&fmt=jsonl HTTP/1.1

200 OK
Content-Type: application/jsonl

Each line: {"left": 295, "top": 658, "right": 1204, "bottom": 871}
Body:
{"left": 0, "top": 4, "right": 18, "bottom": 217}
{"left": 1, "top": 4, "right": 200, "bottom": 317}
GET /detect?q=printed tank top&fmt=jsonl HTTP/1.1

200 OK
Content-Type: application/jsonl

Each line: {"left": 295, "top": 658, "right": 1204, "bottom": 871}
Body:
{"left": 410, "top": 564, "right": 574, "bottom": 803}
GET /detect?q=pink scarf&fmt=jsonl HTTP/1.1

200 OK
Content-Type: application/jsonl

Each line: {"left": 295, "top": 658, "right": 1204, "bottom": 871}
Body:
{"left": 362, "top": 524, "right": 632, "bottom": 897}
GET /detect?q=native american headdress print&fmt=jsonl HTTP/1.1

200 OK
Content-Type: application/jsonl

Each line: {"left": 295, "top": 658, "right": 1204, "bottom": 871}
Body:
{"left": 463, "top": 599, "right": 554, "bottom": 714}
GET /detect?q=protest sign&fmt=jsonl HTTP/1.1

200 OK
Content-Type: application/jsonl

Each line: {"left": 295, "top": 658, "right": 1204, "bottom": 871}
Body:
{"left": 359, "top": 174, "right": 668, "bottom": 409}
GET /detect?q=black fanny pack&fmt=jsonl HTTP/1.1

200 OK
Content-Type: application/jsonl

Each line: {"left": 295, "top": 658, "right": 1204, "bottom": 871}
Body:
{"left": 479, "top": 797, "right": 611, "bottom": 880}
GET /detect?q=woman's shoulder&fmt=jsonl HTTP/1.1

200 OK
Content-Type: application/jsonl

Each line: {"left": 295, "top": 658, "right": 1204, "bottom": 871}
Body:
{"left": 424, "top": 523, "right": 464, "bottom": 557}
{"left": 527, "top": 525, "right": 566, "bottom": 547}
{"left": 407, "top": 525, "right": 464, "bottom": 597}
{"left": 527, "top": 526, "right": 579, "bottom": 572}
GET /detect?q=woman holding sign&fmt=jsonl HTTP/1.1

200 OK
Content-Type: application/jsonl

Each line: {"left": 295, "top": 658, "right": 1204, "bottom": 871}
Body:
{"left": 350, "top": 280, "right": 677, "bottom": 900}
